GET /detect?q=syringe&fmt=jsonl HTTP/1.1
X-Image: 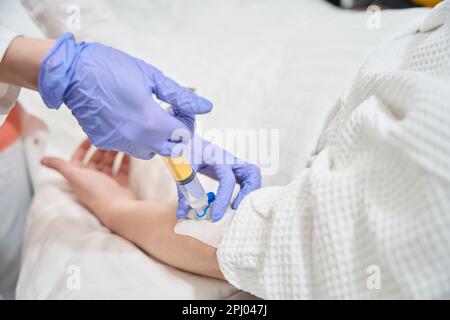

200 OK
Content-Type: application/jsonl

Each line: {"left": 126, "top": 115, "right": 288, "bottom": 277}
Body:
{"left": 157, "top": 87, "right": 213, "bottom": 219}
{"left": 163, "top": 156, "right": 210, "bottom": 213}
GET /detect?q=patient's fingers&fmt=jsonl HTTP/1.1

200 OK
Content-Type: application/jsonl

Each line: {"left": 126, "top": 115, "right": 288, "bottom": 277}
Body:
{"left": 71, "top": 139, "right": 92, "bottom": 165}
{"left": 101, "top": 151, "right": 119, "bottom": 175}
{"left": 87, "top": 149, "right": 106, "bottom": 170}
{"left": 41, "top": 157, "right": 76, "bottom": 182}
{"left": 116, "top": 154, "right": 131, "bottom": 185}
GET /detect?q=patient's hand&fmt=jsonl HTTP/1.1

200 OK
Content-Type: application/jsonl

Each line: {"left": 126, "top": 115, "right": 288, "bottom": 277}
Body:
{"left": 41, "top": 139, "right": 138, "bottom": 224}
{"left": 43, "top": 139, "right": 224, "bottom": 280}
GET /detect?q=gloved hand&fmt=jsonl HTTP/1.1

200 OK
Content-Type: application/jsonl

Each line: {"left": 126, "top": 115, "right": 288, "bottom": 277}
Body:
{"left": 38, "top": 33, "right": 212, "bottom": 159}
{"left": 176, "top": 135, "right": 261, "bottom": 222}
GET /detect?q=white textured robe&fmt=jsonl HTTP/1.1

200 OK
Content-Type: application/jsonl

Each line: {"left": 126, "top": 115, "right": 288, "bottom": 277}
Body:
{"left": 218, "top": 2, "right": 450, "bottom": 299}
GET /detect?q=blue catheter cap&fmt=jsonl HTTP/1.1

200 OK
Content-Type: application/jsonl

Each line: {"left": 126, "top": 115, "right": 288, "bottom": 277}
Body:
{"left": 207, "top": 192, "right": 216, "bottom": 203}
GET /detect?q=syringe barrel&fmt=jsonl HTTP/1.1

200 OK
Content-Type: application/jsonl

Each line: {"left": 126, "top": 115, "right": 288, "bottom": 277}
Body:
{"left": 163, "top": 156, "right": 193, "bottom": 182}
{"left": 163, "top": 156, "right": 208, "bottom": 210}
{"left": 178, "top": 174, "right": 209, "bottom": 210}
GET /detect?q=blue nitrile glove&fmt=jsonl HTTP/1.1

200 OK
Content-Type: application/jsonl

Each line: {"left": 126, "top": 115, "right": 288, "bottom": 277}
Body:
{"left": 38, "top": 33, "right": 212, "bottom": 159}
{"left": 176, "top": 135, "right": 261, "bottom": 222}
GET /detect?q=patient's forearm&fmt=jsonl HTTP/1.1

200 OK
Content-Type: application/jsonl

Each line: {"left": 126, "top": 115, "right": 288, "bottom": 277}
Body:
{"left": 103, "top": 200, "right": 225, "bottom": 280}
{"left": 0, "top": 37, "right": 54, "bottom": 90}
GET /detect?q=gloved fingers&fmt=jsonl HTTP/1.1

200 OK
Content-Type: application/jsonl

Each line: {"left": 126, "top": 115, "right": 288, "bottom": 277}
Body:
{"left": 231, "top": 188, "right": 247, "bottom": 210}
{"left": 231, "top": 164, "right": 262, "bottom": 210}
{"left": 71, "top": 138, "right": 92, "bottom": 165}
{"left": 151, "top": 70, "right": 213, "bottom": 115}
{"left": 165, "top": 106, "right": 196, "bottom": 140}
{"left": 121, "top": 141, "right": 154, "bottom": 160}
{"left": 232, "top": 184, "right": 255, "bottom": 210}
{"left": 117, "top": 113, "right": 186, "bottom": 159}
{"left": 176, "top": 188, "right": 191, "bottom": 219}
{"left": 149, "top": 104, "right": 193, "bottom": 146}
{"left": 169, "top": 108, "right": 196, "bottom": 134}
{"left": 152, "top": 140, "right": 183, "bottom": 158}
{"left": 210, "top": 165, "right": 236, "bottom": 222}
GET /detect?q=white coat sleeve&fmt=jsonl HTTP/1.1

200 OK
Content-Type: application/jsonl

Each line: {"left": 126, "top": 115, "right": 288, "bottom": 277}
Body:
{"left": 20, "top": 0, "right": 140, "bottom": 55}
{"left": 0, "top": 26, "right": 21, "bottom": 127}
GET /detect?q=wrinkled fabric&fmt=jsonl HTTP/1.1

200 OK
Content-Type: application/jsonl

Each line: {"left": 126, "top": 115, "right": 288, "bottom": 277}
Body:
{"left": 218, "top": 2, "right": 450, "bottom": 299}
{"left": 39, "top": 33, "right": 213, "bottom": 159}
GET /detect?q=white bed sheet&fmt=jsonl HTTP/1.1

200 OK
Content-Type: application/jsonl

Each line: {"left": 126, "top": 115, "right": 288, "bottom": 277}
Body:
{"left": 2, "top": 0, "right": 428, "bottom": 299}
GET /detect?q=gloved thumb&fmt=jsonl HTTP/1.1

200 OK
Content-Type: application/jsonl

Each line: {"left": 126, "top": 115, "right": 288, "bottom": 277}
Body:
{"left": 211, "top": 166, "right": 236, "bottom": 222}
{"left": 151, "top": 69, "right": 213, "bottom": 115}
{"left": 231, "top": 185, "right": 253, "bottom": 210}
{"left": 176, "top": 188, "right": 191, "bottom": 219}
{"left": 231, "top": 164, "right": 261, "bottom": 210}
{"left": 41, "top": 157, "right": 76, "bottom": 182}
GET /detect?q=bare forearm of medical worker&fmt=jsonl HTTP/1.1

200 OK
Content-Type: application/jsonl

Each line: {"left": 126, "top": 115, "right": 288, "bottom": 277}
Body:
{"left": 1, "top": 33, "right": 213, "bottom": 161}
{"left": 0, "top": 36, "right": 53, "bottom": 90}
{"left": 105, "top": 200, "right": 225, "bottom": 280}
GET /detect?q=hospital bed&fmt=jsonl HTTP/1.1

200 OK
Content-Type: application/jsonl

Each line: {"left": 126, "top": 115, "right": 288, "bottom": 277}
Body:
{"left": 0, "top": 0, "right": 429, "bottom": 299}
